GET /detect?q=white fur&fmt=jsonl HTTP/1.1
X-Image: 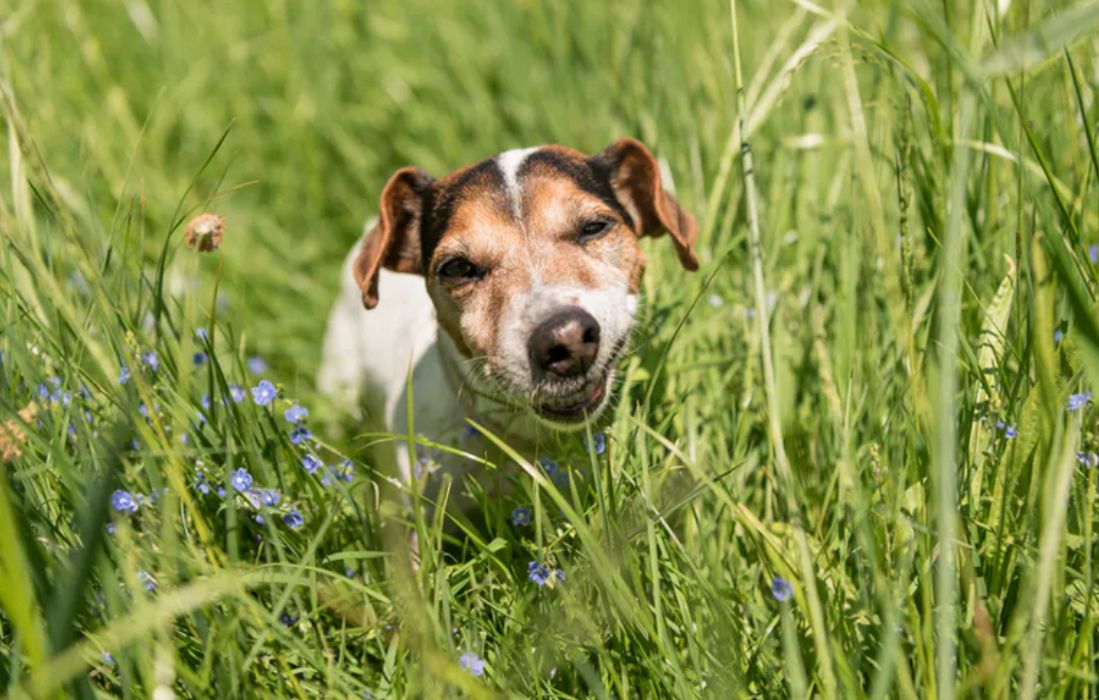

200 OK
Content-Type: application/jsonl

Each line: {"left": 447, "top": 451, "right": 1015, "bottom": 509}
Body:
{"left": 495, "top": 147, "right": 539, "bottom": 218}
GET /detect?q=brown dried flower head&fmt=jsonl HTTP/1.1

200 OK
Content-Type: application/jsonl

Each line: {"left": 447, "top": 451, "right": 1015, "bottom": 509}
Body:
{"left": 1, "top": 402, "right": 38, "bottom": 462}
{"left": 184, "top": 213, "right": 225, "bottom": 253}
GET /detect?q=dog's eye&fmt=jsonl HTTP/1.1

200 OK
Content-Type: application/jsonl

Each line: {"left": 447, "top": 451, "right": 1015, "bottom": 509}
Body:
{"left": 437, "top": 257, "right": 482, "bottom": 284}
{"left": 577, "top": 219, "right": 612, "bottom": 243}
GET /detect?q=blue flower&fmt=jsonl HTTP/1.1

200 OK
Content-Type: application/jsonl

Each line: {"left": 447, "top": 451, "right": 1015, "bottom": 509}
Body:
{"left": 302, "top": 453, "right": 323, "bottom": 474}
{"left": 511, "top": 506, "right": 532, "bottom": 527}
{"left": 584, "top": 432, "right": 606, "bottom": 455}
{"left": 527, "top": 561, "right": 563, "bottom": 586}
{"left": 229, "top": 384, "right": 246, "bottom": 403}
{"left": 111, "top": 490, "right": 138, "bottom": 513}
{"left": 1004, "top": 425, "right": 1018, "bottom": 439}
{"left": 141, "top": 351, "right": 159, "bottom": 372}
{"left": 260, "top": 489, "right": 281, "bottom": 506}
{"left": 539, "top": 458, "right": 558, "bottom": 476}
{"left": 289, "top": 426, "right": 312, "bottom": 445}
{"left": 196, "top": 327, "right": 209, "bottom": 342}
{"left": 462, "top": 425, "right": 480, "bottom": 438}
{"left": 137, "top": 570, "right": 156, "bottom": 591}
{"left": 251, "top": 380, "right": 276, "bottom": 406}
{"left": 772, "top": 576, "right": 793, "bottom": 602}
{"left": 216, "top": 487, "right": 226, "bottom": 498}
{"left": 1078, "top": 452, "right": 1099, "bottom": 468}
{"left": 1068, "top": 391, "right": 1092, "bottom": 411}
{"left": 1090, "top": 244, "right": 1098, "bottom": 264}
{"left": 458, "top": 651, "right": 485, "bottom": 677}
{"left": 231, "top": 468, "right": 253, "bottom": 492}
{"left": 283, "top": 508, "right": 304, "bottom": 529}
{"left": 1055, "top": 329, "right": 1064, "bottom": 344}
{"left": 278, "top": 610, "right": 298, "bottom": 626}
{"left": 102, "top": 651, "right": 114, "bottom": 665}
{"left": 118, "top": 365, "right": 131, "bottom": 384}
{"left": 247, "top": 356, "right": 268, "bottom": 375}
{"left": 106, "top": 522, "right": 116, "bottom": 535}
{"left": 193, "top": 351, "right": 208, "bottom": 366}
{"left": 284, "top": 404, "right": 309, "bottom": 424}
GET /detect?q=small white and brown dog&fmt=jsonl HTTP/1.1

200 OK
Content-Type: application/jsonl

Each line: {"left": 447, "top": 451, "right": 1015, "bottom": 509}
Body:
{"left": 319, "top": 139, "right": 697, "bottom": 501}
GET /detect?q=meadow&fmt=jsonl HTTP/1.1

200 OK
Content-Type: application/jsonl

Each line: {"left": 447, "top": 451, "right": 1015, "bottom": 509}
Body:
{"left": 1, "top": 0, "right": 1099, "bottom": 696}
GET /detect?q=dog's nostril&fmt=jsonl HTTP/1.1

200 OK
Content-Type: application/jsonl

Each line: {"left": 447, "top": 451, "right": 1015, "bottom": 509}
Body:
{"left": 528, "top": 307, "right": 602, "bottom": 379}
{"left": 546, "top": 344, "right": 571, "bottom": 364}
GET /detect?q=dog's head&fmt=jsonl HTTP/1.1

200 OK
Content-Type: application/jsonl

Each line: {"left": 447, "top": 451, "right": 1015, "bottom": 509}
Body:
{"left": 353, "top": 139, "right": 698, "bottom": 429}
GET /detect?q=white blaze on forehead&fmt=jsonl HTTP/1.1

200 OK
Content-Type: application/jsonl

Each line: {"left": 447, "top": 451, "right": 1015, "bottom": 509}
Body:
{"left": 495, "top": 146, "right": 540, "bottom": 217}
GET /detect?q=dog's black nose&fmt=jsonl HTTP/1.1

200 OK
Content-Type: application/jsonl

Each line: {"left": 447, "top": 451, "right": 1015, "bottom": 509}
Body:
{"left": 528, "top": 308, "right": 601, "bottom": 379}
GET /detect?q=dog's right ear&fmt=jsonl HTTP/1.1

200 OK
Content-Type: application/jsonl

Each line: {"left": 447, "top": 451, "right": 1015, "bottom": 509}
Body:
{"left": 353, "top": 167, "right": 434, "bottom": 309}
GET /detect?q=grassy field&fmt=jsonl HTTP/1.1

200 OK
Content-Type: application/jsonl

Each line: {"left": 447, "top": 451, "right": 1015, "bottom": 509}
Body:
{"left": 2, "top": 0, "right": 1099, "bottom": 696}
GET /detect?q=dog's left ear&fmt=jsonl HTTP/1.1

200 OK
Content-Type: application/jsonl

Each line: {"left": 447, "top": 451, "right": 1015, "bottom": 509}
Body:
{"left": 353, "top": 166, "right": 434, "bottom": 309}
{"left": 592, "top": 138, "right": 699, "bottom": 271}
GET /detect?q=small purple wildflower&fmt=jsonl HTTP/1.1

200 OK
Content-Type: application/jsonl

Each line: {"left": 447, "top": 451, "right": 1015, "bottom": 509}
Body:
{"left": 1078, "top": 452, "right": 1099, "bottom": 468}
{"left": 289, "top": 426, "right": 312, "bottom": 445}
{"left": 137, "top": 570, "right": 156, "bottom": 591}
{"left": 1004, "top": 425, "right": 1018, "bottom": 439}
{"left": 193, "top": 351, "right": 208, "bottom": 366}
{"left": 140, "top": 351, "right": 159, "bottom": 372}
{"left": 111, "top": 490, "right": 138, "bottom": 513}
{"left": 229, "top": 385, "right": 246, "bottom": 404}
{"left": 772, "top": 576, "right": 794, "bottom": 602}
{"left": 302, "top": 453, "right": 323, "bottom": 474}
{"left": 511, "top": 506, "right": 532, "bottom": 527}
{"left": 102, "top": 651, "right": 114, "bottom": 664}
{"left": 251, "top": 380, "right": 276, "bottom": 406}
{"left": 459, "top": 651, "right": 486, "bottom": 677}
{"left": 278, "top": 610, "right": 298, "bottom": 626}
{"left": 231, "top": 468, "right": 253, "bottom": 492}
{"left": 196, "top": 327, "right": 209, "bottom": 342}
{"left": 284, "top": 404, "right": 309, "bottom": 424}
{"left": 118, "top": 365, "right": 131, "bottom": 384}
{"left": 584, "top": 432, "right": 606, "bottom": 455}
{"left": 247, "top": 356, "right": 268, "bottom": 375}
{"left": 1090, "top": 244, "right": 1098, "bottom": 264}
{"left": 106, "top": 522, "right": 116, "bottom": 535}
{"left": 462, "top": 425, "right": 480, "bottom": 438}
{"left": 216, "top": 487, "right": 226, "bottom": 498}
{"left": 283, "top": 508, "right": 304, "bottom": 529}
{"left": 1068, "top": 391, "right": 1092, "bottom": 411}
{"left": 260, "top": 489, "right": 280, "bottom": 506}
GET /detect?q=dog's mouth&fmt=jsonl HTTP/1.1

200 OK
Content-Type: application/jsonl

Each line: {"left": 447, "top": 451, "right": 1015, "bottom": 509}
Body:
{"left": 533, "top": 369, "right": 611, "bottom": 424}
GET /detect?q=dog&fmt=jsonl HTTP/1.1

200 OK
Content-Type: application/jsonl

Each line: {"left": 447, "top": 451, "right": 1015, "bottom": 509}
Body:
{"left": 319, "top": 139, "right": 697, "bottom": 506}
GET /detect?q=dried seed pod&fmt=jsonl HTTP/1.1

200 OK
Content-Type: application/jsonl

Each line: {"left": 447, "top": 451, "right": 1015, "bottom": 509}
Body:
{"left": 184, "top": 213, "right": 225, "bottom": 253}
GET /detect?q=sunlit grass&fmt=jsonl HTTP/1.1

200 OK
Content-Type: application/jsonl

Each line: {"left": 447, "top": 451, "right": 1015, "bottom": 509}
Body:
{"left": 2, "top": 0, "right": 1099, "bottom": 696}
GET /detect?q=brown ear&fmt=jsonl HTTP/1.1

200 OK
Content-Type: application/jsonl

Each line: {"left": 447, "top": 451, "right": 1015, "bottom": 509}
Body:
{"left": 353, "top": 166, "right": 433, "bottom": 309}
{"left": 593, "top": 138, "right": 699, "bottom": 271}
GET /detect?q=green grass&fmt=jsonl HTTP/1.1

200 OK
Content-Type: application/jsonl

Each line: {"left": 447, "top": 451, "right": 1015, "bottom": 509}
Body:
{"left": 1, "top": 0, "right": 1099, "bottom": 696}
